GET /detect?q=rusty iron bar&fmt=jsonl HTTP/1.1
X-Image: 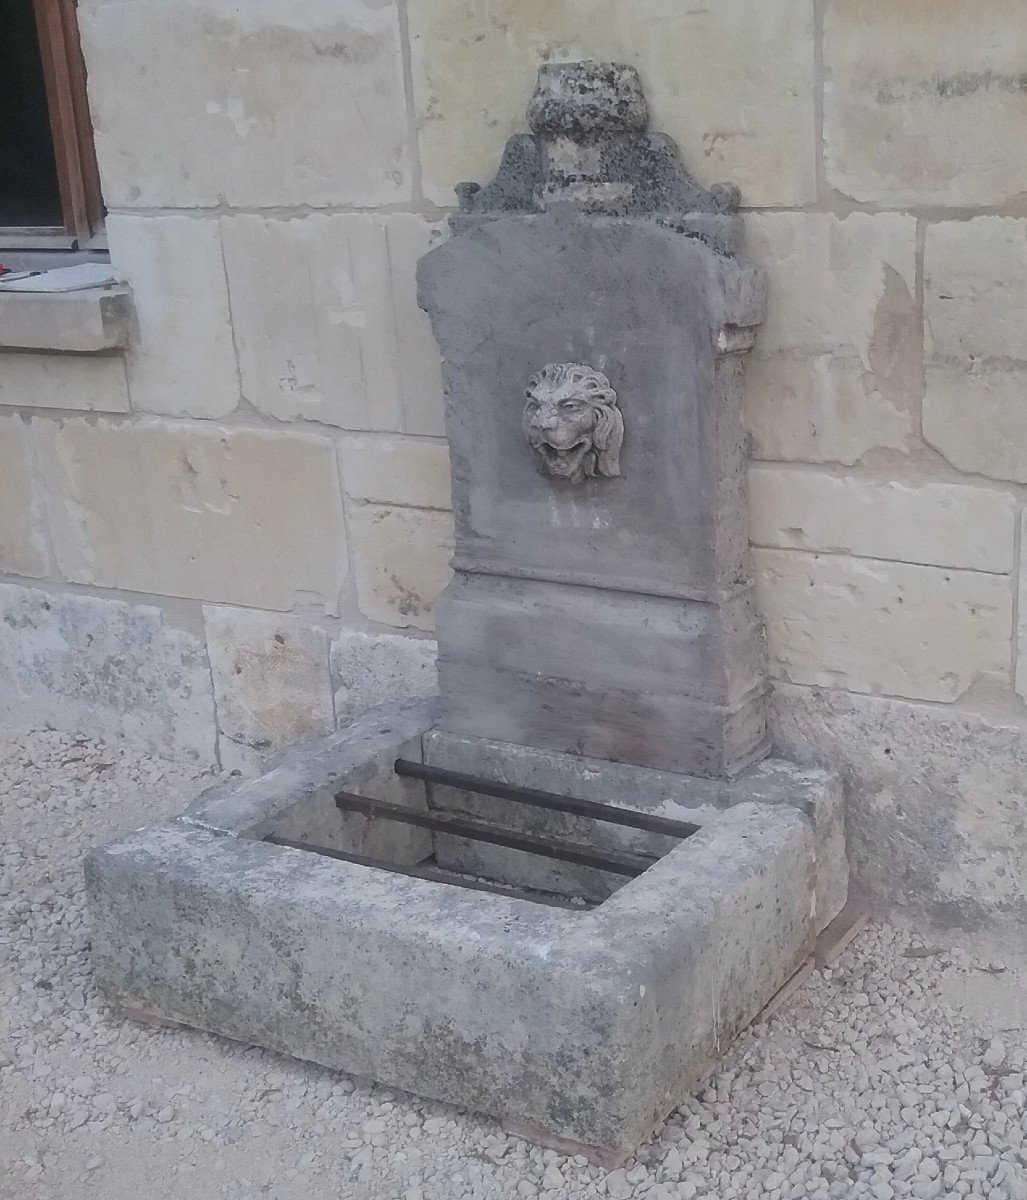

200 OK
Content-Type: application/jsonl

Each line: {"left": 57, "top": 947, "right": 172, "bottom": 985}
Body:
{"left": 262, "top": 835, "right": 593, "bottom": 910}
{"left": 333, "top": 791, "right": 655, "bottom": 877}
{"left": 394, "top": 758, "right": 700, "bottom": 840}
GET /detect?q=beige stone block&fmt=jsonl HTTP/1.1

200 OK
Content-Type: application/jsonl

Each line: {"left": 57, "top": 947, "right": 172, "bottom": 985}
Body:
{"left": 755, "top": 549, "right": 1012, "bottom": 703}
{"left": 0, "top": 352, "right": 129, "bottom": 413}
{"left": 35, "top": 418, "right": 348, "bottom": 613}
{"left": 747, "top": 214, "right": 917, "bottom": 356}
{"left": 824, "top": 0, "right": 1027, "bottom": 206}
{"left": 222, "top": 214, "right": 445, "bottom": 433}
{"left": 924, "top": 220, "right": 1027, "bottom": 483}
{"left": 79, "top": 0, "right": 410, "bottom": 208}
{"left": 348, "top": 503, "right": 454, "bottom": 631}
{"left": 744, "top": 213, "right": 918, "bottom": 465}
{"left": 926, "top": 219, "right": 1027, "bottom": 363}
{"left": 410, "top": 0, "right": 816, "bottom": 208}
{"left": 204, "top": 606, "right": 334, "bottom": 754}
{"left": 745, "top": 356, "right": 914, "bottom": 468}
{"left": 749, "top": 467, "right": 1016, "bottom": 574}
{"left": 339, "top": 435, "right": 451, "bottom": 510}
{"left": 106, "top": 216, "right": 238, "bottom": 419}
{"left": 0, "top": 415, "right": 48, "bottom": 578}
{"left": 924, "top": 367, "right": 1027, "bottom": 485}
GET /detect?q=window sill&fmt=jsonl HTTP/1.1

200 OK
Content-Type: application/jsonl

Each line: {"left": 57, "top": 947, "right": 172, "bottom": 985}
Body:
{"left": 0, "top": 284, "right": 131, "bottom": 353}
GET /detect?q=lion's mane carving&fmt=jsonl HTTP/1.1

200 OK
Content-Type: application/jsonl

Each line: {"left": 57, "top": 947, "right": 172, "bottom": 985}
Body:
{"left": 522, "top": 363, "right": 624, "bottom": 484}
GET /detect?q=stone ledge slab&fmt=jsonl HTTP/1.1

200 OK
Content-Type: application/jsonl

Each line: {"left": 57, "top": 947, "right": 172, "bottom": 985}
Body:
{"left": 409, "top": 0, "right": 817, "bottom": 208}
{"left": 0, "top": 287, "right": 131, "bottom": 353}
{"left": 824, "top": 0, "right": 1027, "bottom": 207}
{"left": 0, "top": 352, "right": 130, "bottom": 414}
{"left": 203, "top": 606, "right": 335, "bottom": 771}
{"left": 756, "top": 549, "right": 1012, "bottom": 703}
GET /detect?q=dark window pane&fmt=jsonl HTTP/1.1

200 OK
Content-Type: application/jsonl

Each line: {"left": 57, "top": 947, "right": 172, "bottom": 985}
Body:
{"left": 0, "top": 0, "right": 63, "bottom": 227}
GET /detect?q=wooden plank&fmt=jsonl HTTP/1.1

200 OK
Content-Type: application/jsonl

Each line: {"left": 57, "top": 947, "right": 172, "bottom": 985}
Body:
{"left": 814, "top": 899, "right": 872, "bottom": 968}
{"left": 32, "top": 0, "right": 104, "bottom": 241}
{"left": 0, "top": 230, "right": 77, "bottom": 251}
{"left": 59, "top": 0, "right": 104, "bottom": 235}
{"left": 503, "top": 1118, "right": 624, "bottom": 1171}
{"left": 757, "top": 957, "right": 815, "bottom": 1022}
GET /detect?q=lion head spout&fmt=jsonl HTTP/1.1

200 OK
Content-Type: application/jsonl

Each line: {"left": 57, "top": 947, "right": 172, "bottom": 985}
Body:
{"left": 522, "top": 363, "right": 624, "bottom": 484}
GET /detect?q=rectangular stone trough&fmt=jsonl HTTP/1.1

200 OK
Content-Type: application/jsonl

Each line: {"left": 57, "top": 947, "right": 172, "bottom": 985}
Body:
{"left": 85, "top": 699, "right": 846, "bottom": 1165}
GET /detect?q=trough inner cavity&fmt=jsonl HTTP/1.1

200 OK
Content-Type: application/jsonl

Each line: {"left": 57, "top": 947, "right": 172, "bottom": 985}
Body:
{"left": 260, "top": 757, "right": 703, "bottom": 911}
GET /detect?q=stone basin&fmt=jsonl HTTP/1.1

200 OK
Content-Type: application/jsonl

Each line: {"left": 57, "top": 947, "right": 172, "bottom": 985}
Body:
{"left": 85, "top": 699, "right": 845, "bottom": 1165}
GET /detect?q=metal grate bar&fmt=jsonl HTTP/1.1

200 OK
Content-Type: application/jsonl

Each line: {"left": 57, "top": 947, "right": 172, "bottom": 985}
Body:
{"left": 262, "top": 835, "right": 593, "bottom": 910}
{"left": 394, "top": 759, "right": 700, "bottom": 840}
{"left": 334, "top": 791, "right": 655, "bottom": 877}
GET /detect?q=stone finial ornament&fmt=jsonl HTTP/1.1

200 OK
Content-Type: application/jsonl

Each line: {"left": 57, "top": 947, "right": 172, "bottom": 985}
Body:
{"left": 526, "top": 61, "right": 648, "bottom": 137}
{"left": 453, "top": 60, "right": 742, "bottom": 249}
{"left": 522, "top": 363, "right": 623, "bottom": 483}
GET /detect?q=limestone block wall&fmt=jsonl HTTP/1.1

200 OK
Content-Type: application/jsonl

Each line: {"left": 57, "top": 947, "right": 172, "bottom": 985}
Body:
{"left": 2, "top": 0, "right": 1026, "bottom": 927}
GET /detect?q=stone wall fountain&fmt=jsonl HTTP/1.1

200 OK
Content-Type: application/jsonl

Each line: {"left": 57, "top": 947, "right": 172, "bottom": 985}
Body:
{"left": 85, "top": 64, "right": 849, "bottom": 1166}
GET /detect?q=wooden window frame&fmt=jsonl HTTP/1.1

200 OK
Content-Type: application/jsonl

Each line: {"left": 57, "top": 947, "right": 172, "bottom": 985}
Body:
{"left": 2, "top": 0, "right": 104, "bottom": 249}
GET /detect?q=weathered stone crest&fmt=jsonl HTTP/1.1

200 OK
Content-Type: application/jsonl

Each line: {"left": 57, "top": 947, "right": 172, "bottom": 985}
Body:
{"left": 522, "top": 362, "right": 623, "bottom": 483}
{"left": 452, "top": 60, "right": 743, "bottom": 253}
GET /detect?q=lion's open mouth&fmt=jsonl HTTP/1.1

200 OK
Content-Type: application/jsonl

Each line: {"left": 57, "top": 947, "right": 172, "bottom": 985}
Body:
{"left": 539, "top": 438, "right": 589, "bottom": 476}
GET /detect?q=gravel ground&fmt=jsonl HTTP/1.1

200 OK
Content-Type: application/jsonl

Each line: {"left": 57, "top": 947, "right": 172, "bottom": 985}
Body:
{"left": 1, "top": 726, "right": 1026, "bottom": 1200}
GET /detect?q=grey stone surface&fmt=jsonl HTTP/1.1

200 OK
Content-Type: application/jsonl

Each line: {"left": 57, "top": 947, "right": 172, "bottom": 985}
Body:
{"left": 87, "top": 697, "right": 816, "bottom": 1161}
{"left": 420, "top": 208, "right": 766, "bottom": 778}
{"left": 424, "top": 728, "right": 847, "bottom": 930}
{"left": 330, "top": 629, "right": 438, "bottom": 727}
{"left": 0, "top": 582, "right": 216, "bottom": 763}
{"left": 437, "top": 574, "right": 764, "bottom": 701}
{"left": 771, "top": 683, "right": 1027, "bottom": 933}
{"left": 436, "top": 662, "right": 767, "bottom": 783}
{"left": 419, "top": 212, "right": 763, "bottom": 601}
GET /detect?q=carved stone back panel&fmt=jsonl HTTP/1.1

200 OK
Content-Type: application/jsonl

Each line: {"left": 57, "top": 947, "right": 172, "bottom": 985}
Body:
{"left": 419, "top": 210, "right": 757, "bottom": 598}
{"left": 417, "top": 61, "right": 768, "bottom": 778}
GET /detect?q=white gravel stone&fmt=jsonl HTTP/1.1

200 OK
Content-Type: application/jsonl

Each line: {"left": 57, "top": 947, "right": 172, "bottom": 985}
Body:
{"left": 1, "top": 724, "right": 1026, "bottom": 1199}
